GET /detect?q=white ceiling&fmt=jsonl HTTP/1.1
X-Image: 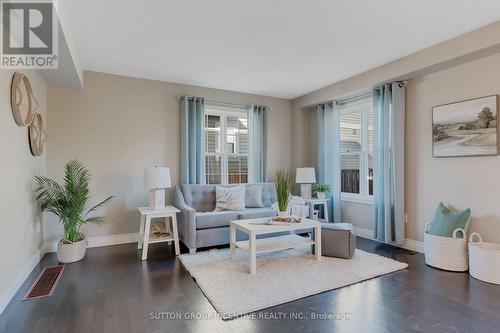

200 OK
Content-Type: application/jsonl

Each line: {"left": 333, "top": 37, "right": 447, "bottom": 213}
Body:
{"left": 58, "top": 0, "right": 500, "bottom": 99}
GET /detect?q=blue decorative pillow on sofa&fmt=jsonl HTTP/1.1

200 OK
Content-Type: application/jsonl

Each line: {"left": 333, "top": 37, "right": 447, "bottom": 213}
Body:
{"left": 245, "top": 184, "right": 264, "bottom": 208}
{"left": 428, "top": 202, "right": 470, "bottom": 238}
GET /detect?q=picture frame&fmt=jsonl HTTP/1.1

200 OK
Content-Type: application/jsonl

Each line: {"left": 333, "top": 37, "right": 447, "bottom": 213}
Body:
{"left": 432, "top": 95, "right": 498, "bottom": 157}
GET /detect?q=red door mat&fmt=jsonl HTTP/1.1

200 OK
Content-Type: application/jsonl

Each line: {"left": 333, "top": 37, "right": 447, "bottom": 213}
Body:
{"left": 24, "top": 265, "right": 65, "bottom": 300}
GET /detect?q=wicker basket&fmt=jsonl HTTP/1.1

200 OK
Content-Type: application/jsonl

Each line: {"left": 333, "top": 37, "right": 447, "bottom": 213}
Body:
{"left": 424, "top": 223, "right": 468, "bottom": 271}
{"left": 469, "top": 233, "right": 500, "bottom": 284}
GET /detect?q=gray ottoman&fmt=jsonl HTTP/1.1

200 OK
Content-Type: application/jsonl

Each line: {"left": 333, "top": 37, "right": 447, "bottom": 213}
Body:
{"left": 313, "top": 223, "right": 356, "bottom": 259}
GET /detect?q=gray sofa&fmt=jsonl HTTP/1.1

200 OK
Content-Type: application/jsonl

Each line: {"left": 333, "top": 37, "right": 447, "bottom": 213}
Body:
{"left": 174, "top": 182, "right": 278, "bottom": 254}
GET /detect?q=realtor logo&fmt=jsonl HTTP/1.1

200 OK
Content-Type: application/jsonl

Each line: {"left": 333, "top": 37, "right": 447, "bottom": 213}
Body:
{"left": 1, "top": 0, "right": 58, "bottom": 68}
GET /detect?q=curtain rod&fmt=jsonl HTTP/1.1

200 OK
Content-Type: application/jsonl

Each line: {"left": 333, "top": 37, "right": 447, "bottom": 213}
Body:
{"left": 206, "top": 100, "right": 249, "bottom": 109}
{"left": 177, "top": 96, "right": 271, "bottom": 110}
{"left": 336, "top": 90, "right": 373, "bottom": 106}
{"left": 315, "top": 80, "right": 408, "bottom": 107}
{"left": 374, "top": 80, "right": 408, "bottom": 89}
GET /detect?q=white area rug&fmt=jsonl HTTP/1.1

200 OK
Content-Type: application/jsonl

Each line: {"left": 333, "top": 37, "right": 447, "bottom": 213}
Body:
{"left": 179, "top": 247, "right": 408, "bottom": 319}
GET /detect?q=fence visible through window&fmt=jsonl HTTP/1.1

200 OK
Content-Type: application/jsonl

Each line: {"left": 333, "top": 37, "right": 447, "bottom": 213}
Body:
{"left": 341, "top": 168, "right": 373, "bottom": 195}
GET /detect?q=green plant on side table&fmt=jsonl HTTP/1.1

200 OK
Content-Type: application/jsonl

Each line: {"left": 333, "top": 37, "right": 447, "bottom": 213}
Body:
{"left": 275, "top": 169, "right": 291, "bottom": 216}
{"left": 312, "top": 183, "right": 331, "bottom": 200}
{"left": 35, "top": 160, "right": 113, "bottom": 263}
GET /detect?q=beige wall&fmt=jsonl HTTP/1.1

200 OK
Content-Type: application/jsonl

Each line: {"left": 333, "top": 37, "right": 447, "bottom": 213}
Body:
{"left": 290, "top": 20, "right": 500, "bottom": 244}
{"left": 291, "top": 48, "right": 500, "bottom": 244}
{"left": 45, "top": 71, "right": 292, "bottom": 241}
{"left": 406, "top": 53, "right": 500, "bottom": 243}
{"left": 292, "top": 21, "right": 500, "bottom": 173}
{"left": 292, "top": 20, "right": 500, "bottom": 111}
{"left": 0, "top": 69, "right": 47, "bottom": 312}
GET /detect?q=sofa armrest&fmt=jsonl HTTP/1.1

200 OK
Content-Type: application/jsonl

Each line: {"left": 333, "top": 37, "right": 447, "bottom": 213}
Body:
{"left": 174, "top": 185, "right": 197, "bottom": 250}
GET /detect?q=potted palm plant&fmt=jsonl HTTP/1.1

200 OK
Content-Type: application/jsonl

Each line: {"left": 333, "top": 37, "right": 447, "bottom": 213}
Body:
{"left": 35, "top": 160, "right": 112, "bottom": 263}
{"left": 275, "top": 169, "right": 291, "bottom": 216}
{"left": 312, "top": 183, "right": 331, "bottom": 199}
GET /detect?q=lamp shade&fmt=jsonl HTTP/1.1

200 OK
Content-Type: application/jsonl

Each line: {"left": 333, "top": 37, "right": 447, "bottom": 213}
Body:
{"left": 144, "top": 167, "right": 171, "bottom": 189}
{"left": 296, "top": 167, "right": 316, "bottom": 184}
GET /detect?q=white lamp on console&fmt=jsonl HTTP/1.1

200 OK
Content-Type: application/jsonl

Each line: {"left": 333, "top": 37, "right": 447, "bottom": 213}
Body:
{"left": 296, "top": 167, "right": 316, "bottom": 199}
{"left": 144, "top": 166, "right": 171, "bottom": 210}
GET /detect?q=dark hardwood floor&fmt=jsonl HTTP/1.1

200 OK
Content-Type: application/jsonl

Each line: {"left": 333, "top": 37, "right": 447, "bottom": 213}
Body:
{"left": 1, "top": 237, "right": 499, "bottom": 333}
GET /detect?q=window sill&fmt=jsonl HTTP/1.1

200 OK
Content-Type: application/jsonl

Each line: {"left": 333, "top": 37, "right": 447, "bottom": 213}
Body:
{"left": 341, "top": 193, "right": 373, "bottom": 205}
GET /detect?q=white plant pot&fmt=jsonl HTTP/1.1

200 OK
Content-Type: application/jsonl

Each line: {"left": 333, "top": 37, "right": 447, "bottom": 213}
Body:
{"left": 57, "top": 236, "right": 87, "bottom": 264}
{"left": 316, "top": 192, "right": 326, "bottom": 199}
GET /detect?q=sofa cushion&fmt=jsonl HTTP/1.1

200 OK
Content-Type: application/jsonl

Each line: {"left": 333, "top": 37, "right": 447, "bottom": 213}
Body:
{"left": 181, "top": 184, "right": 216, "bottom": 212}
{"left": 238, "top": 207, "right": 277, "bottom": 220}
{"left": 180, "top": 182, "right": 276, "bottom": 212}
{"left": 260, "top": 183, "right": 277, "bottom": 207}
{"left": 196, "top": 211, "right": 239, "bottom": 230}
{"left": 245, "top": 184, "right": 263, "bottom": 208}
{"left": 215, "top": 186, "right": 246, "bottom": 211}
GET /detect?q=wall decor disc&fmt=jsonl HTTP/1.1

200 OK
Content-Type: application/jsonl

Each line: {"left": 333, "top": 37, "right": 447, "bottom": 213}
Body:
{"left": 11, "top": 72, "right": 38, "bottom": 127}
{"left": 28, "top": 113, "right": 47, "bottom": 156}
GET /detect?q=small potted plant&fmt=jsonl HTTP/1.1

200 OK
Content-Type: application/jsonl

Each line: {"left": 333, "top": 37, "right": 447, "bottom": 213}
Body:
{"left": 35, "top": 160, "right": 113, "bottom": 263}
{"left": 275, "top": 169, "right": 291, "bottom": 216}
{"left": 312, "top": 183, "right": 331, "bottom": 199}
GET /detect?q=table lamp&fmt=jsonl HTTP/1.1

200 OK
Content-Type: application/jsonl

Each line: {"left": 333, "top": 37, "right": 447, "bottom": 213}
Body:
{"left": 144, "top": 166, "right": 171, "bottom": 209}
{"left": 296, "top": 167, "right": 316, "bottom": 199}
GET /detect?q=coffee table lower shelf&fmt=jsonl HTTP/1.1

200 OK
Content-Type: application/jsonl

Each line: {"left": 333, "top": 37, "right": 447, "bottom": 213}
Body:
{"left": 235, "top": 234, "right": 314, "bottom": 254}
{"left": 230, "top": 218, "right": 322, "bottom": 275}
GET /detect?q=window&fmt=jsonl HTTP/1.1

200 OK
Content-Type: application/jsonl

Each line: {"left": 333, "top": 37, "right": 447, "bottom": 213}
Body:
{"left": 205, "top": 105, "right": 248, "bottom": 184}
{"left": 340, "top": 95, "right": 373, "bottom": 203}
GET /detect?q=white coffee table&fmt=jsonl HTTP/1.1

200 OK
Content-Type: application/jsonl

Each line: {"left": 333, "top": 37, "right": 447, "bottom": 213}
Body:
{"left": 230, "top": 218, "right": 322, "bottom": 274}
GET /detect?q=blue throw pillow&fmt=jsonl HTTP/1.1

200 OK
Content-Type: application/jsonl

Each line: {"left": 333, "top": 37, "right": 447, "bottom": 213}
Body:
{"left": 245, "top": 184, "right": 264, "bottom": 208}
{"left": 428, "top": 203, "right": 470, "bottom": 238}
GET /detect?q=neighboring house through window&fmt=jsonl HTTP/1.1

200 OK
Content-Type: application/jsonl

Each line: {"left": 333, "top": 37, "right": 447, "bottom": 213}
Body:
{"left": 205, "top": 104, "right": 248, "bottom": 184}
{"left": 339, "top": 94, "right": 373, "bottom": 203}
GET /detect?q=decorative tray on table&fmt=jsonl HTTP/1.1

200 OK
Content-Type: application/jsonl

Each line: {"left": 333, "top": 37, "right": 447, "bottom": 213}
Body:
{"left": 266, "top": 216, "right": 302, "bottom": 225}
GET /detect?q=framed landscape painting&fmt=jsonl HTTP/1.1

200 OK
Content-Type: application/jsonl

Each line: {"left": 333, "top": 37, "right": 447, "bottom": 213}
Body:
{"left": 432, "top": 95, "right": 498, "bottom": 157}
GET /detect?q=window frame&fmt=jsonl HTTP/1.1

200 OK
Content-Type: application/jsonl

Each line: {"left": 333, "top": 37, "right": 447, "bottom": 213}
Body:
{"left": 204, "top": 104, "right": 248, "bottom": 184}
{"left": 339, "top": 96, "right": 374, "bottom": 204}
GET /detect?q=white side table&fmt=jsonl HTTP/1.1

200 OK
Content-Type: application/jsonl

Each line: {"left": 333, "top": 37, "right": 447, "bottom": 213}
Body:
{"left": 138, "top": 206, "right": 181, "bottom": 260}
{"left": 304, "top": 198, "right": 329, "bottom": 222}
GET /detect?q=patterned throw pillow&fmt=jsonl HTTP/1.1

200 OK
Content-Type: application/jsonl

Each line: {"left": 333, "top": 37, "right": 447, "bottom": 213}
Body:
{"left": 214, "top": 186, "right": 246, "bottom": 211}
{"left": 428, "top": 202, "right": 470, "bottom": 238}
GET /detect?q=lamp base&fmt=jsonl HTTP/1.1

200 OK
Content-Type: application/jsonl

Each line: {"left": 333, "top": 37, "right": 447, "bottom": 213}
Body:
{"left": 149, "top": 189, "right": 165, "bottom": 210}
{"left": 300, "top": 184, "right": 312, "bottom": 199}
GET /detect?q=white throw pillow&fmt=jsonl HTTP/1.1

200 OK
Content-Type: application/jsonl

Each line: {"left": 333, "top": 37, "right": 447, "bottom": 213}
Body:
{"left": 215, "top": 186, "right": 246, "bottom": 211}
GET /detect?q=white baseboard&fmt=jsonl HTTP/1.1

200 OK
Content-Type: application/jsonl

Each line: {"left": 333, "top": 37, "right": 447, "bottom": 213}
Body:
{"left": 0, "top": 233, "right": 140, "bottom": 315}
{"left": 43, "top": 232, "right": 140, "bottom": 253}
{"left": 402, "top": 238, "right": 424, "bottom": 253}
{"left": 353, "top": 226, "right": 374, "bottom": 239}
{"left": 353, "top": 226, "right": 424, "bottom": 253}
{"left": 0, "top": 248, "right": 46, "bottom": 314}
